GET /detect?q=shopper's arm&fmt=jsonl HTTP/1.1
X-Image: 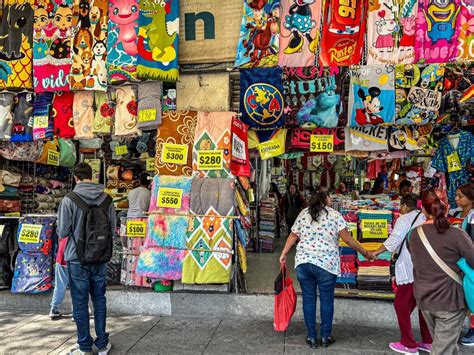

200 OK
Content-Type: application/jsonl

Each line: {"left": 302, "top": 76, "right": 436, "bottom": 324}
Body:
{"left": 279, "top": 232, "right": 299, "bottom": 264}
{"left": 57, "top": 199, "right": 72, "bottom": 239}
{"left": 339, "top": 228, "right": 374, "bottom": 260}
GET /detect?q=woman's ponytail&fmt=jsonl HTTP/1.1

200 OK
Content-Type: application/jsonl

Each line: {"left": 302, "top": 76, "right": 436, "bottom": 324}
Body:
{"left": 421, "top": 189, "right": 451, "bottom": 233}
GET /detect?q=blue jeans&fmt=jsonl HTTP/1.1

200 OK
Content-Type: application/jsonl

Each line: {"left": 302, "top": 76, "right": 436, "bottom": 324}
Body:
{"left": 296, "top": 263, "right": 337, "bottom": 340}
{"left": 51, "top": 264, "right": 69, "bottom": 312}
{"left": 68, "top": 262, "right": 108, "bottom": 352}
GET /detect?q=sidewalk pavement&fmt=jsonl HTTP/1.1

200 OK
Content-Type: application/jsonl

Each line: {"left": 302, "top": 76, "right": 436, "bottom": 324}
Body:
{"left": 0, "top": 312, "right": 472, "bottom": 354}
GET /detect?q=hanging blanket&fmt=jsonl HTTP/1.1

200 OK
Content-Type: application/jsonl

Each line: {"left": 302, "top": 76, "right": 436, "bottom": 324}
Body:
{"left": 136, "top": 247, "right": 185, "bottom": 280}
{"left": 52, "top": 92, "right": 75, "bottom": 138}
{"left": 10, "top": 93, "right": 34, "bottom": 142}
{"left": 143, "top": 214, "right": 188, "bottom": 249}
{"left": 136, "top": 0, "right": 179, "bottom": 81}
{"left": 93, "top": 91, "right": 112, "bottom": 134}
{"left": 155, "top": 110, "right": 197, "bottom": 176}
{"left": 0, "top": 93, "right": 14, "bottom": 140}
{"left": 110, "top": 85, "right": 140, "bottom": 137}
{"left": 284, "top": 66, "right": 349, "bottom": 128}
{"left": 287, "top": 128, "right": 345, "bottom": 152}
{"left": 11, "top": 252, "right": 52, "bottom": 293}
{"left": 182, "top": 209, "right": 233, "bottom": 284}
{"left": 367, "top": 0, "right": 417, "bottom": 65}
{"left": 319, "top": 0, "right": 367, "bottom": 66}
{"left": 192, "top": 112, "right": 234, "bottom": 178}
{"left": 32, "top": 92, "right": 54, "bottom": 140}
{"left": 345, "top": 127, "right": 388, "bottom": 151}
{"left": 394, "top": 64, "right": 445, "bottom": 125}
{"left": 190, "top": 178, "right": 235, "bottom": 217}
{"left": 73, "top": 91, "right": 95, "bottom": 139}
{"left": 414, "top": 0, "right": 463, "bottom": 64}
{"left": 240, "top": 68, "right": 285, "bottom": 138}
{"left": 348, "top": 66, "right": 395, "bottom": 127}
{"left": 107, "top": 0, "right": 139, "bottom": 84}
{"left": 235, "top": 0, "right": 280, "bottom": 68}
{"left": 69, "top": 0, "right": 108, "bottom": 91}
{"left": 388, "top": 125, "right": 434, "bottom": 152}
{"left": 0, "top": 0, "right": 34, "bottom": 90}
{"left": 32, "top": 0, "right": 73, "bottom": 92}
{"left": 148, "top": 175, "right": 193, "bottom": 215}
{"left": 278, "top": 0, "right": 322, "bottom": 67}
{"left": 137, "top": 81, "right": 162, "bottom": 131}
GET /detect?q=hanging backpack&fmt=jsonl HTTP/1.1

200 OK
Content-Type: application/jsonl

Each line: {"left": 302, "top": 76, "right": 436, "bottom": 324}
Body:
{"left": 66, "top": 192, "right": 113, "bottom": 266}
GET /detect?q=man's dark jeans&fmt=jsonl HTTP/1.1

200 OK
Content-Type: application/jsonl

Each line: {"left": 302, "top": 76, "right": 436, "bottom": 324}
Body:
{"left": 68, "top": 262, "right": 108, "bottom": 352}
{"left": 296, "top": 263, "right": 337, "bottom": 340}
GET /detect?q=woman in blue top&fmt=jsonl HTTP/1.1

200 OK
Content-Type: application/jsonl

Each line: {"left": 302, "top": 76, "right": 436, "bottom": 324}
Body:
{"left": 279, "top": 191, "right": 374, "bottom": 349}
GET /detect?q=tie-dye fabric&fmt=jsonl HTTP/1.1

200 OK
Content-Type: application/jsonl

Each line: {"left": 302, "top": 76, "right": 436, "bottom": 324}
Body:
{"left": 137, "top": 0, "right": 179, "bottom": 81}
{"left": 32, "top": 0, "right": 73, "bottom": 92}
{"left": 278, "top": 0, "right": 322, "bottom": 67}
{"left": 148, "top": 175, "right": 193, "bottom": 215}
{"left": 0, "top": 0, "right": 34, "bottom": 90}
{"left": 192, "top": 112, "right": 234, "bottom": 178}
{"left": 107, "top": 0, "right": 139, "bottom": 83}
{"left": 69, "top": 0, "right": 108, "bottom": 91}
{"left": 284, "top": 66, "right": 349, "bottom": 128}
{"left": 414, "top": 0, "right": 463, "bottom": 63}
{"left": 367, "top": 0, "right": 417, "bottom": 65}
{"left": 144, "top": 214, "right": 188, "bottom": 249}
{"left": 395, "top": 64, "right": 445, "bottom": 125}
{"left": 348, "top": 65, "right": 395, "bottom": 127}
{"left": 136, "top": 247, "right": 186, "bottom": 280}
{"left": 235, "top": 0, "right": 280, "bottom": 68}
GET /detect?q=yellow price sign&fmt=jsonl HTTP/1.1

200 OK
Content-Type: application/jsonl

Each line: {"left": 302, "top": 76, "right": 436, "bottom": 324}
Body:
{"left": 18, "top": 224, "right": 42, "bottom": 244}
{"left": 5, "top": 212, "right": 20, "bottom": 217}
{"left": 447, "top": 153, "right": 462, "bottom": 173}
{"left": 146, "top": 157, "right": 155, "bottom": 172}
{"left": 115, "top": 145, "right": 128, "bottom": 156}
{"left": 361, "top": 219, "right": 388, "bottom": 239}
{"left": 157, "top": 188, "right": 183, "bottom": 209}
{"left": 197, "top": 150, "right": 223, "bottom": 170}
{"left": 161, "top": 143, "right": 188, "bottom": 165}
{"left": 257, "top": 139, "right": 285, "bottom": 160}
{"left": 126, "top": 220, "right": 146, "bottom": 237}
{"left": 47, "top": 150, "right": 60, "bottom": 166}
{"left": 34, "top": 115, "right": 49, "bottom": 129}
{"left": 138, "top": 109, "right": 156, "bottom": 123}
{"left": 310, "top": 135, "right": 334, "bottom": 152}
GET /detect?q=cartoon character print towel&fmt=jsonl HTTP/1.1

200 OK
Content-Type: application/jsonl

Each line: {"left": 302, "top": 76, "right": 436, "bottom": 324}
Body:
{"left": 278, "top": 0, "right": 322, "bottom": 67}
{"left": 367, "top": 0, "right": 418, "bottom": 65}
{"left": 107, "top": 0, "right": 139, "bottom": 83}
{"left": 348, "top": 66, "right": 395, "bottom": 127}
{"left": 32, "top": 0, "right": 74, "bottom": 92}
{"left": 69, "top": 0, "right": 108, "bottom": 91}
{"left": 137, "top": 0, "right": 179, "bottom": 82}
{"left": 0, "top": 0, "right": 34, "bottom": 90}
{"left": 235, "top": 0, "right": 280, "bottom": 68}
{"left": 395, "top": 64, "right": 445, "bottom": 125}
{"left": 414, "top": 0, "right": 464, "bottom": 63}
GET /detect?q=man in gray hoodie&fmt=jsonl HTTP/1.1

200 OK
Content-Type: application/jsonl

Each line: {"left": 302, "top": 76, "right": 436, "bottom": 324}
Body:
{"left": 57, "top": 163, "right": 115, "bottom": 355}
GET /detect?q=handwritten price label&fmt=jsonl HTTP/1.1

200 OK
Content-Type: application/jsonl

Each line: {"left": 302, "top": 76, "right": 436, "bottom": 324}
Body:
{"left": 310, "top": 135, "right": 334, "bottom": 152}
{"left": 138, "top": 109, "right": 156, "bottom": 123}
{"left": 197, "top": 150, "right": 223, "bottom": 170}
{"left": 5, "top": 212, "right": 20, "bottom": 217}
{"left": 161, "top": 143, "right": 188, "bottom": 165}
{"left": 126, "top": 220, "right": 146, "bottom": 237}
{"left": 115, "top": 145, "right": 128, "bottom": 156}
{"left": 34, "top": 115, "right": 49, "bottom": 129}
{"left": 257, "top": 139, "right": 285, "bottom": 160}
{"left": 447, "top": 153, "right": 462, "bottom": 173}
{"left": 146, "top": 157, "right": 155, "bottom": 172}
{"left": 157, "top": 188, "right": 183, "bottom": 209}
{"left": 18, "top": 224, "right": 42, "bottom": 244}
{"left": 47, "top": 150, "right": 60, "bottom": 166}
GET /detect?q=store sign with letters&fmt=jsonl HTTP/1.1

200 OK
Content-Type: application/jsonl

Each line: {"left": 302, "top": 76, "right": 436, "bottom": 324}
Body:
{"left": 157, "top": 188, "right": 183, "bottom": 209}
{"left": 197, "top": 150, "right": 223, "bottom": 170}
{"left": 126, "top": 221, "right": 146, "bottom": 237}
{"left": 161, "top": 143, "right": 188, "bottom": 165}
{"left": 18, "top": 224, "right": 42, "bottom": 244}
{"left": 361, "top": 219, "right": 388, "bottom": 239}
{"left": 258, "top": 139, "right": 285, "bottom": 160}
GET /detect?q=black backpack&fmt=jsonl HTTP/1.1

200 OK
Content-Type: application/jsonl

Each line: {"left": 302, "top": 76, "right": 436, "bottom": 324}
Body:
{"left": 67, "top": 192, "right": 114, "bottom": 265}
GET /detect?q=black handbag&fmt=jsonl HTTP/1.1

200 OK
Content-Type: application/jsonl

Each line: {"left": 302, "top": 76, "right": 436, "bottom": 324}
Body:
{"left": 390, "top": 212, "right": 421, "bottom": 278}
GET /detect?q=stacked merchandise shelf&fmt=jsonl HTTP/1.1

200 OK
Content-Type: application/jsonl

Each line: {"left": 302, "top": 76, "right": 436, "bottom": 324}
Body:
{"left": 258, "top": 197, "right": 278, "bottom": 253}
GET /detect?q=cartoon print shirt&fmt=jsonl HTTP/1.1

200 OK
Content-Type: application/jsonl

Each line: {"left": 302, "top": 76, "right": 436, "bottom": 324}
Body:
{"left": 367, "top": 0, "right": 418, "bottom": 65}
{"left": 348, "top": 65, "right": 395, "bottom": 127}
{"left": 292, "top": 207, "right": 347, "bottom": 275}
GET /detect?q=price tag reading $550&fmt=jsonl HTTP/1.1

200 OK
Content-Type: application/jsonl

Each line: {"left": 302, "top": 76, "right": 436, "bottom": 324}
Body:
{"left": 157, "top": 188, "right": 183, "bottom": 209}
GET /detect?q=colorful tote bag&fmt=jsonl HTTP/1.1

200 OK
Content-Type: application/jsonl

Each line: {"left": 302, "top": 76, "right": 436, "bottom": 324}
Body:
{"left": 240, "top": 68, "right": 285, "bottom": 134}
{"left": 107, "top": 0, "right": 139, "bottom": 84}
{"left": 137, "top": 0, "right": 179, "bottom": 81}
{"left": 0, "top": 0, "right": 34, "bottom": 90}
{"left": 192, "top": 112, "right": 234, "bottom": 178}
{"left": 235, "top": 0, "right": 280, "bottom": 68}
{"left": 69, "top": 0, "right": 108, "bottom": 91}
{"left": 278, "top": 0, "right": 322, "bottom": 68}
{"left": 348, "top": 65, "right": 395, "bottom": 127}
{"left": 414, "top": 0, "right": 463, "bottom": 64}
{"left": 284, "top": 66, "right": 349, "bottom": 128}
{"left": 148, "top": 175, "right": 193, "bottom": 215}
{"left": 395, "top": 64, "right": 445, "bottom": 125}
{"left": 32, "top": 0, "right": 73, "bottom": 92}
{"left": 155, "top": 110, "right": 197, "bottom": 177}
{"left": 367, "top": 0, "right": 418, "bottom": 65}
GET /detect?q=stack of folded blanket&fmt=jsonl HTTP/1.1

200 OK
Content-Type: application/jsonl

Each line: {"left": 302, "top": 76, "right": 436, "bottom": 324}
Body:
{"left": 357, "top": 260, "right": 392, "bottom": 291}
{"left": 258, "top": 197, "right": 277, "bottom": 253}
{"left": 337, "top": 246, "right": 357, "bottom": 288}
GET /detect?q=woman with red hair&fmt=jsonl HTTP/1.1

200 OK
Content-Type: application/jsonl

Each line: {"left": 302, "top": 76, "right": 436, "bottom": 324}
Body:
{"left": 408, "top": 189, "right": 474, "bottom": 355}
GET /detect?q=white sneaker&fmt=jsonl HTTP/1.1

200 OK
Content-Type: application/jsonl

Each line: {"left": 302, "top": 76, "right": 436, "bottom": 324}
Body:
{"left": 67, "top": 344, "right": 91, "bottom": 355}
{"left": 97, "top": 343, "right": 112, "bottom": 355}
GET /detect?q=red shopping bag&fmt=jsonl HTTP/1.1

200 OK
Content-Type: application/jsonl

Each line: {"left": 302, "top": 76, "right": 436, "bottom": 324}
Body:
{"left": 274, "top": 264, "right": 297, "bottom": 332}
